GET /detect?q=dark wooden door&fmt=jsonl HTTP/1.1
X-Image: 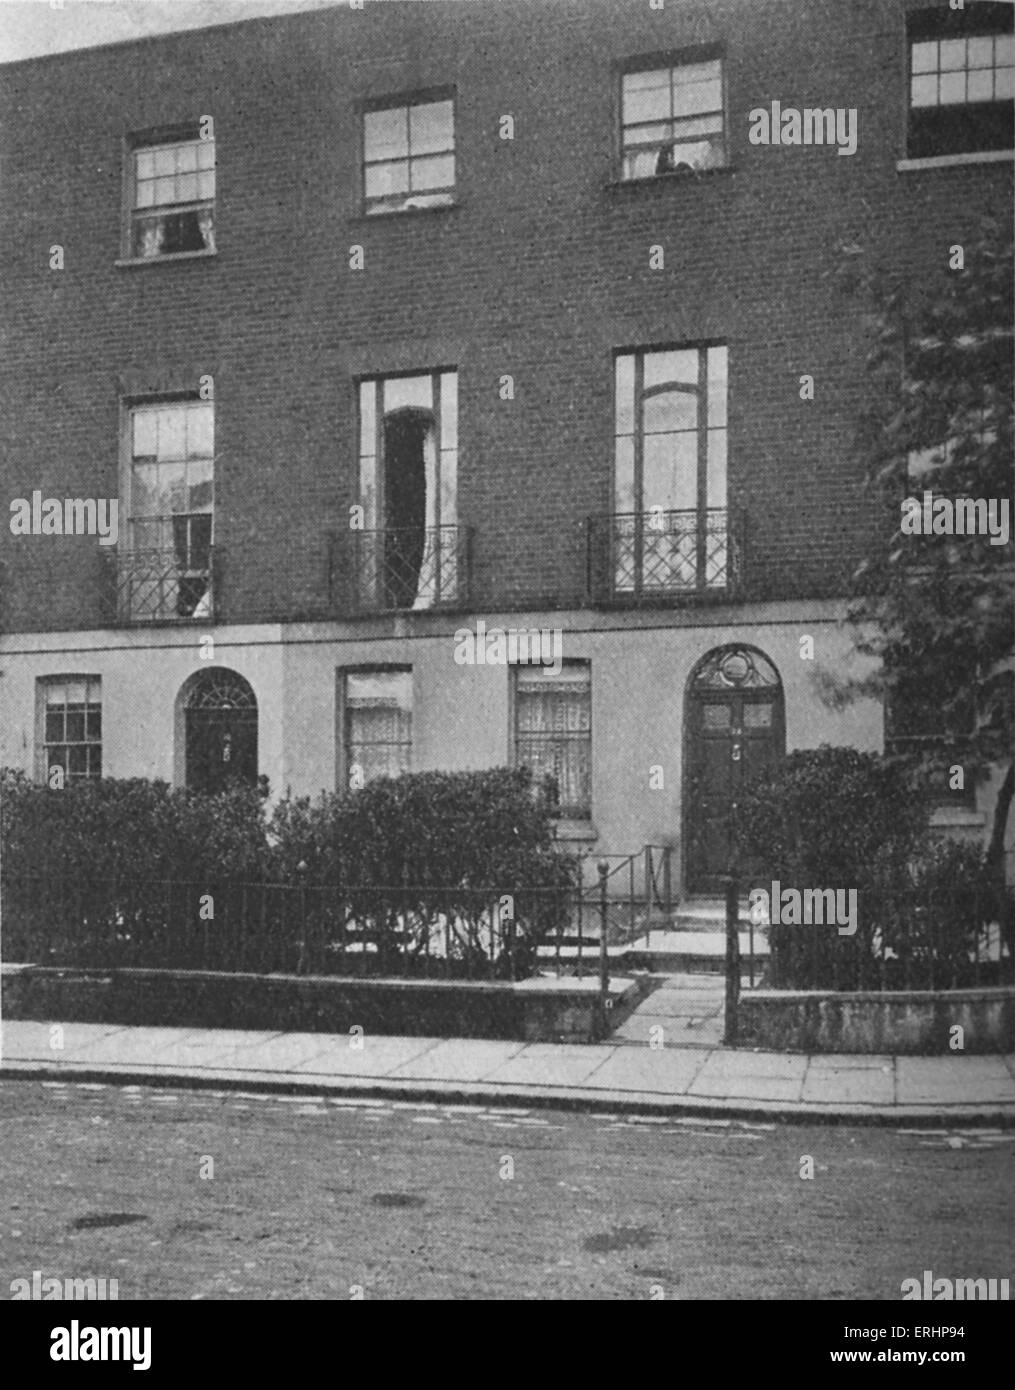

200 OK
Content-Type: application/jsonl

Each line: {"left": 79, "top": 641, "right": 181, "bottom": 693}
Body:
{"left": 185, "top": 707, "right": 258, "bottom": 794}
{"left": 685, "top": 690, "right": 780, "bottom": 893}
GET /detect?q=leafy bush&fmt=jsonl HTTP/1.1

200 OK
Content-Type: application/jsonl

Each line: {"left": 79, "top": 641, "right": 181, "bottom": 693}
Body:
{"left": 0, "top": 765, "right": 576, "bottom": 979}
{"left": 733, "top": 747, "right": 1007, "bottom": 989}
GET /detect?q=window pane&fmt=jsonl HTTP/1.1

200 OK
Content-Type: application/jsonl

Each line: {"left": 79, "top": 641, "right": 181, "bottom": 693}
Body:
{"left": 383, "top": 374, "right": 431, "bottom": 413}
{"left": 187, "top": 404, "right": 214, "bottom": 457}
{"left": 154, "top": 146, "right": 176, "bottom": 176}
{"left": 910, "top": 74, "right": 938, "bottom": 106}
{"left": 136, "top": 149, "right": 156, "bottom": 179}
{"left": 176, "top": 172, "right": 198, "bottom": 202}
{"left": 154, "top": 176, "right": 176, "bottom": 205}
{"left": 623, "top": 123, "right": 671, "bottom": 151}
{"left": 644, "top": 349, "right": 697, "bottom": 390}
{"left": 707, "top": 346, "right": 728, "bottom": 427}
{"left": 66, "top": 710, "right": 86, "bottom": 743}
{"left": 615, "top": 355, "right": 635, "bottom": 436}
{"left": 187, "top": 457, "right": 214, "bottom": 512}
{"left": 365, "top": 160, "right": 409, "bottom": 198}
{"left": 86, "top": 710, "right": 102, "bottom": 741}
{"left": 996, "top": 67, "right": 1015, "bottom": 100}
{"left": 997, "top": 35, "right": 1015, "bottom": 67}
{"left": 45, "top": 710, "right": 64, "bottom": 743}
{"left": 440, "top": 372, "right": 457, "bottom": 450}
{"left": 967, "top": 68, "right": 993, "bottom": 101}
{"left": 644, "top": 432, "right": 697, "bottom": 511}
{"left": 364, "top": 107, "right": 408, "bottom": 161}
{"left": 622, "top": 72, "right": 670, "bottom": 125}
{"left": 132, "top": 409, "right": 158, "bottom": 459}
{"left": 967, "top": 36, "right": 995, "bottom": 69}
{"left": 614, "top": 435, "right": 635, "bottom": 512}
{"left": 197, "top": 139, "right": 216, "bottom": 170}
{"left": 410, "top": 154, "right": 454, "bottom": 191}
{"left": 409, "top": 99, "right": 454, "bottom": 154}
{"left": 158, "top": 408, "right": 187, "bottom": 460}
{"left": 707, "top": 428, "right": 727, "bottom": 509}
{"left": 939, "top": 70, "right": 966, "bottom": 104}
{"left": 939, "top": 38, "right": 966, "bottom": 71}
{"left": 672, "top": 78, "right": 722, "bottom": 117}
{"left": 135, "top": 179, "right": 156, "bottom": 209}
{"left": 643, "top": 386, "right": 697, "bottom": 434}
{"left": 911, "top": 40, "right": 937, "bottom": 74}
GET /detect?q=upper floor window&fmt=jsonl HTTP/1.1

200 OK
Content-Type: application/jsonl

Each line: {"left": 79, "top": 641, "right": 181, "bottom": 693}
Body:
{"left": 127, "top": 130, "right": 216, "bottom": 259}
{"left": 122, "top": 399, "right": 214, "bottom": 621}
{"left": 362, "top": 95, "right": 455, "bottom": 214}
{"left": 621, "top": 53, "right": 726, "bottom": 180}
{"left": 342, "top": 669, "right": 413, "bottom": 786}
{"left": 608, "top": 344, "right": 732, "bottom": 595}
{"left": 907, "top": 5, "right": 1014, "bottom": 158}
{"left": 38, "top": 677, "right": 102, "bottom": 784}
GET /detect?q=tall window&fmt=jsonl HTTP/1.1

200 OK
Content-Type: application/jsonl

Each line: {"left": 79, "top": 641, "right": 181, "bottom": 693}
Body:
{"left": 124, "top": 400, "right": 214, "bottom": 621}
{"left": 355, "top": 371, "right": 460, "bottom": 610}
{"left": 612, "top": 344, "right": 730, "bottom": 594}
{"left": 907, "top": 6, "right": 1014, "bottom": 158}
{"left": 621, "top": 53, "right": 726, "bottom": 180}
{"left": 39, "top": 677, "right": 102, "bottom": 783}
{"left": 127, "top": 132, "right": 216, "bottom": 259}
{"left": 514, "top": 663, "right": 592, "bottom": 819}
{"left": 362, "top": 95, "right": 455, "bottom": 214}
{"left": 343, "top": 669, "right": 413, "bottom": 786}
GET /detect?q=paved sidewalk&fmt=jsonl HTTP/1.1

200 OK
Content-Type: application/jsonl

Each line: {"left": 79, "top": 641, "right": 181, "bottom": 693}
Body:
{"left": 3, "top": 1013, "right": 1015, "bottom": 1123}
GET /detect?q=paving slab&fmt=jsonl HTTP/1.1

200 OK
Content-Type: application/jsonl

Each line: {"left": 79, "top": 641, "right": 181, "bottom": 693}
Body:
{"left": 0, "top": 1021, "right": 127, "bottom": 1060}
{"left": 802, "top": 1060, "right": 895, "bottom": 1105}
{"left": 388, "top": 1039, "right": 526, "bottom": 1081}
{"left": 688, "top": 1050, "right": 807, "bottom": 1101}
{"left": 580, "top": 1046, "right": 711, "bottom": 1095}
{"left": 483, "top": 1043, "right": 617, "bottom": 1089}
{"left": 292, "top": 1035, "right": 444, "bottom": 1077}
{"left": 896, "top": 1055, "right": 1015, "bottom": 1105}
{"left": 43, "top": 1027, "right": 206, "bottom": 1066}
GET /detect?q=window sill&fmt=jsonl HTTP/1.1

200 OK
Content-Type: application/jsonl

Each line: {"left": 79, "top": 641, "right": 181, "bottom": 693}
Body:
{"left": 929, "top": 804, "right": 985, "bottom": 829}
{"left": 352, "top": 202, "right": 460, "bottom": 224}
{"left": 897, "top": 149, "right": 1014, "bottom": 173}
{"left": 115, "top": 249, "right": 218, "bottom": 267}
{"left": 604, "top": 166, "right": 735, "bottom": 191}
{"left": 553, "top": 819, "right": 598, "bottom": 843}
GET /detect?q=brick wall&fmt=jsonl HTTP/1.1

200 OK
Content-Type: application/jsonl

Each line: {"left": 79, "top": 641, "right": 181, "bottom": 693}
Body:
{"left": 0, "top": 0, "right": 1011, "bottom": 633}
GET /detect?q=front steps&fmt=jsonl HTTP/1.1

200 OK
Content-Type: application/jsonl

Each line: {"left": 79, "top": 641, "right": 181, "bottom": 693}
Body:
{"left": 537, "top": 897, "right": 769, "bottom": 976}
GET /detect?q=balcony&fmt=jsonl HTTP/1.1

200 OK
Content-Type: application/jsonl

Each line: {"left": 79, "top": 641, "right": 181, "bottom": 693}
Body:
{"left": 586, "top": 508, "right": 743, "bottom": 606}
{"left": 330, "top": 525, "right": 472, "bottom": 615}
{"left": 112, "top": 516, "right": 215, "bottom": 624}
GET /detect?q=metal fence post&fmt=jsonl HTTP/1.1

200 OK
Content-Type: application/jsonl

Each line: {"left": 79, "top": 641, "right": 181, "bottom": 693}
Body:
{"left": 597, "top": 859, "right": 610, "bottom": 1032}
{"left": 296, "top": 860, "right": 308, "bottom": 975}
{"left": 723, "top": 873, "right": 740, "bottom": 1047}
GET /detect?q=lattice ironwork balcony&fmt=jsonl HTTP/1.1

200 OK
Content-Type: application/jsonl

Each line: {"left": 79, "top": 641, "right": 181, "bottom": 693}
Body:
{"left": 113, "top": 546, "right": 215, "bottom": 623}
{"left": 332, "top": 525, "right": 472, "bottom": 615}
{"left": 586, "top": 508, "right": 743, "bottom": 605}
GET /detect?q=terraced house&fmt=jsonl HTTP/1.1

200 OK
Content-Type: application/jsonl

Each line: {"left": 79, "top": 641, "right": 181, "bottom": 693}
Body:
{"left": 1, "top": 0, "right": 1012, "bottom": 895}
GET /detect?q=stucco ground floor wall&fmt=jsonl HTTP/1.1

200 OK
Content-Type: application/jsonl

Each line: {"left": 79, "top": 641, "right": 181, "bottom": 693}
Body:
{"left": 1, "top": 598, "right": 1005, "bottom": 887}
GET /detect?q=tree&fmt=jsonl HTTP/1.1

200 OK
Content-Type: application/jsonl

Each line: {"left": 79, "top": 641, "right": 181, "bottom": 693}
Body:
{"left": 823, "top": 216, "right": 1014, "bottom": 876}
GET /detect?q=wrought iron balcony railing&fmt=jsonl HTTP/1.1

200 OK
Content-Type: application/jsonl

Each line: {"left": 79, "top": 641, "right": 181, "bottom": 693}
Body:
{"left": 112, "top": 546, "right": 215, "bottom": 623}
{"left": 586, "top": 507, "right": 743, "bottom": 605}
{"left": 331, "top": 525, "right": 472, "bottom": 615}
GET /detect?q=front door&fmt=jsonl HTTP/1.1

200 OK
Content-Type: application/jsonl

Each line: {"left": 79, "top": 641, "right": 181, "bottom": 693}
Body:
{"left": 684, "top": 646, "right": 783, "bottom": 894}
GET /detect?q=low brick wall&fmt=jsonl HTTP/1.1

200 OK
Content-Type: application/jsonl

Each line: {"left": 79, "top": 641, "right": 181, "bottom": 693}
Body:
{"left": 737, "top": 986, "right": 1015, "bottom": 1054}
{"left": 1, "top": 965, "right": 646, "bottom": 1045}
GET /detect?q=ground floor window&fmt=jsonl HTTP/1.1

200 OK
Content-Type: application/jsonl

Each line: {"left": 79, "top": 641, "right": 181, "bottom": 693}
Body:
{"left": 341, "top": 668, "right": 413, "bottom": 787}
{"left": 183, "top": 668, "right": 258, "bottom": 794}
{"left": 514, "top": 662, "right": 592, "bottom": 818}
{"left": 38, "top": 677, "right": 102, "bottom": 784}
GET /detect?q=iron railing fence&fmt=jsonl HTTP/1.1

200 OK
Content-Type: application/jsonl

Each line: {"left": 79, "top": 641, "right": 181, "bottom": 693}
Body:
{"left": 724, "top": 877, "right": 1014, "bottom": 1008}
{"left": 586, "top": 507, "right": 744, "bottom": 605}
{"left": 329, "top": 525, "right": 472, "bottom": 614}
{"left": 1, "top": 872, "right": 575, "bottom": 984}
